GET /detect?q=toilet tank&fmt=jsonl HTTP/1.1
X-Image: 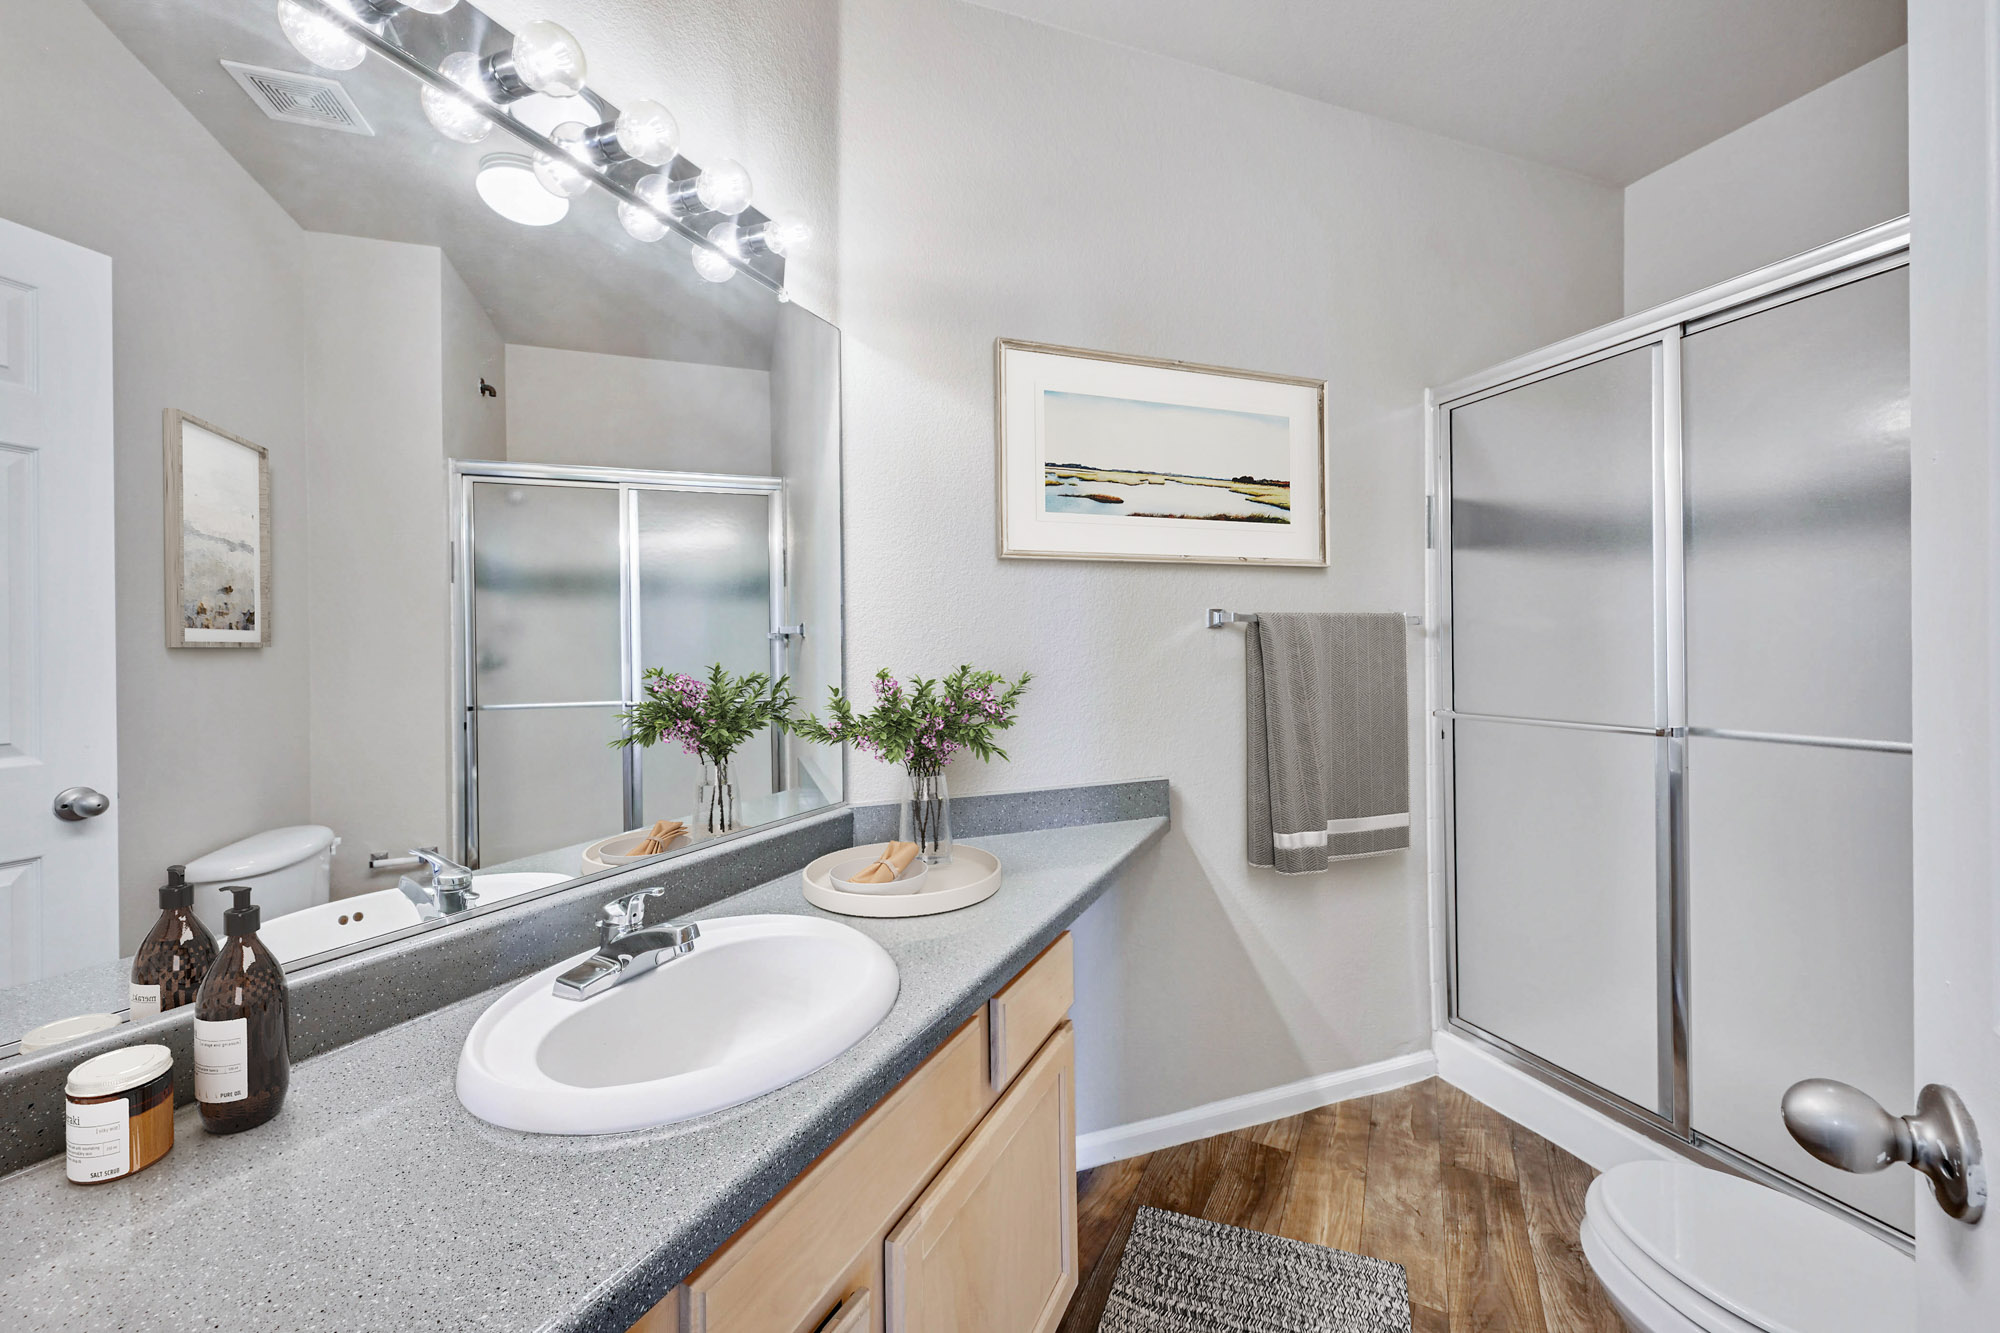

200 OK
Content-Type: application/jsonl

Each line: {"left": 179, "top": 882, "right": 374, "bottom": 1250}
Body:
{"left": 185, "top": 825, "right": 339, "bottom": 937}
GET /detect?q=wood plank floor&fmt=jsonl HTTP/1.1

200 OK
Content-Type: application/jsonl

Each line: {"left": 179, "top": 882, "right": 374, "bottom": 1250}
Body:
{"left": 1058, "top": 1078, "right": 1625, "bottom": 1333}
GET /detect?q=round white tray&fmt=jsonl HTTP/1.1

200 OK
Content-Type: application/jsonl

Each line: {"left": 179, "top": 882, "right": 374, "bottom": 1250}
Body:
{"left": 801, "top": 843, "right": 1002, "bottom": 918}
{"left": 580, "top": 824, "right": 697, "bottom": 875}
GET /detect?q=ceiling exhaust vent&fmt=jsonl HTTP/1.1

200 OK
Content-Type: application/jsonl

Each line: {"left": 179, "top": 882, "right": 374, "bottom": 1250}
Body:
{"left": 221, "top": 60, "right": 373, "bottom": 136}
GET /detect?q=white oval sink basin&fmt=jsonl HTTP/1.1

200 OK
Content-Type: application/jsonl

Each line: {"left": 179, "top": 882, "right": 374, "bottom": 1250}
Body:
{"left": 260, "top": 887, "right": 424, "bottom": 964}
{"left": 456, "top": 914, "right": 898, "bottom": 1134}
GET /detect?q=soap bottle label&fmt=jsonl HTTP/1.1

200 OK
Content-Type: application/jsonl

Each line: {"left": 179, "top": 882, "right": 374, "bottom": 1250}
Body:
{"left": 194, "top": 1017, "right": 249, "bottom": 1103}
{"left": 128, "top": 983, "right": 161, "bottom": 1020}
{"left": 66, "top": 1098, "right": 129, "bottom": 1183}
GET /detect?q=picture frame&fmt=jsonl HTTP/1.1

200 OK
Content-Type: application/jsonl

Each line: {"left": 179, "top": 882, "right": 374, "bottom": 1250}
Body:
{"left": 163, "top": 409, "right": 271, "bottom": 648}
{"left": 995, "top": 339, "right": 1328, "bottom": 566}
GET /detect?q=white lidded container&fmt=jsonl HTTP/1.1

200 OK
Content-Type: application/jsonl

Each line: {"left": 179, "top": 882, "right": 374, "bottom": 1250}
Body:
{"left": 185, "top": 825, "right": 339, "bottom": 937}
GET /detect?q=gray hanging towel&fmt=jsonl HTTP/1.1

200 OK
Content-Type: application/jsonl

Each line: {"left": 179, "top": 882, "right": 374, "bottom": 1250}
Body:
{"left": 1245, "top": 611, "right": 1410, "bottom": 873}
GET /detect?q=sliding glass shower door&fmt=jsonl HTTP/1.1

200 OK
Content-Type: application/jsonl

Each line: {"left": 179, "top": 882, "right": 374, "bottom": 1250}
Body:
{"left": 1679, "top": 265, "right": 1913, "bottom": 1231}
{"left": 1446, "top": 345, "right": 1665, "bottom": 1115}
{"left": 1437, "top": 240, "right": 1912, "bottom": 1236}
{"left": 455, "top": 465, "right": 788, "bottom": 869}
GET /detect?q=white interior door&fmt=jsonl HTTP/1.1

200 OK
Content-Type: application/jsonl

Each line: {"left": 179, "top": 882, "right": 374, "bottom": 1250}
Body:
{"left": 0, "top": 217, "right": 117, "bottom": 986}
{"left": 1911, "top": 0, "right": 2000, "bottom": 1320}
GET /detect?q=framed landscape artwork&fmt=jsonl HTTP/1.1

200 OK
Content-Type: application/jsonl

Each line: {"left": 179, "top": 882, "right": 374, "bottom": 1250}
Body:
{"left": 164, "top": 409, "right": 271, "bottom": 648}
{"left": 994, "top": 340, "right": 1327, "bottom": 565}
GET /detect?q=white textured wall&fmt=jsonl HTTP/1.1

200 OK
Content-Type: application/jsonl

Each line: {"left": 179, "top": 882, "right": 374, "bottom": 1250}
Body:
{"left": 839, "top": 0, "right": 1623, "bottom": 1135}
{"left": 1624, "top": 47, "right": 1908, "bottom": 312}
{"left": 1, "top": 0, "right": 312, "bottom": 949}
{"left": 303, "top": 235, "right": 453, "bottom": 897}
{"left": 442, "top": 255, "right": 507, "bottom": 464}
{"left": 503, "top": 345, "right": 772, "bottom": 474}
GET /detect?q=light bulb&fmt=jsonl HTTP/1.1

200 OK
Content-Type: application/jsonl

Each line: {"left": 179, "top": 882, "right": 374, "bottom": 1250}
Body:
{"left": 618, "top": 174, "right": 673, "bottom": 242}
{"left": 400, "top": 0, "right": 459, "bottom": 12}
{"left": 477, "top": 154, "right": 569, "bottom": 226}
{"left": 533, "top": 122, "right": 595, "bottom": 197}
{"left": 278, "top": 0, "right": 368, "bottom": 71}
{"left": 613, "top": 99, "right": 680, "bottom": 166}
{"left": 510, "top": 20, "right": 587, "bottom": 97}
{"left": 421, "top": 51, "right": 493, "bottom": 144}
{"left": 695, "top": 159, "right": 753, "bottom": 215}
{"left": 749, "top": 218, "right": 811, "bottom": 256}
{"left": 692, "top": 224, "right": 738, "bottom": 283}
{"left": 771, "top": 219, "right": 812, "bottom": 255}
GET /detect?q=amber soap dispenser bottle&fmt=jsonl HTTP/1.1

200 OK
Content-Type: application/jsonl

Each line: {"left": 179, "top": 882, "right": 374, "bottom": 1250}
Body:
{"left": 130, "top": 865, "right": 217, "bottom": 1019}
{"left": 194, "top": 886, "right": 290, "bottom": 1133}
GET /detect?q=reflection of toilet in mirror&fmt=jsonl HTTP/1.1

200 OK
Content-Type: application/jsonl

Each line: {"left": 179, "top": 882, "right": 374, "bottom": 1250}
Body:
{"left": 184, "top": 826, "right": 339, "bottom": 939}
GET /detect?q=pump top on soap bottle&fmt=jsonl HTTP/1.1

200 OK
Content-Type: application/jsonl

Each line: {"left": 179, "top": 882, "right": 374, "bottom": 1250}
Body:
{"left": 193, "top": 885, "right": 290, "bottom": 1134}
{"left": 129, "top": 865, "right": 217, "bottom": 1020}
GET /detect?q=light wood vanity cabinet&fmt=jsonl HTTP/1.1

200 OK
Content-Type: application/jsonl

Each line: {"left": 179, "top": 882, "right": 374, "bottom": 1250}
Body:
{"left": 635, "top": 933, "right": 1077, "bottom": 1333}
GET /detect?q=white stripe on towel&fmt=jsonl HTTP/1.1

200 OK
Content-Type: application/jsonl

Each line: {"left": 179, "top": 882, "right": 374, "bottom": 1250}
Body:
{"left": 1272, "top": 812, "right": 1412, "bottom": 849}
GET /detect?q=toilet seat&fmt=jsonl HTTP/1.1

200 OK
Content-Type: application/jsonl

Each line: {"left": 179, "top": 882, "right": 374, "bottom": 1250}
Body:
{"left": 1581, "top": 1160, "right": 1913, "bottom": 1333}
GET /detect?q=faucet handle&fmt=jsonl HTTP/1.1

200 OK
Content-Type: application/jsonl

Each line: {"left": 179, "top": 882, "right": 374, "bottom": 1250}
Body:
{"left": 601, "top": 887, "right": 665, "bottom": 934}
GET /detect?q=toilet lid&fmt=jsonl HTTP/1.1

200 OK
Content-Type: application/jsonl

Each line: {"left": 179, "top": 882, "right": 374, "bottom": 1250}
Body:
{"left": 185, "top": 824, "right": 337, "bottom": 881}
{"left": 1593, "top": 1161, "right": 1912, "bottom": 1333}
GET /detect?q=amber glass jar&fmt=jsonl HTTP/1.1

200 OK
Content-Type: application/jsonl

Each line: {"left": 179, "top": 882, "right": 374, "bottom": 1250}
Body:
{"left": 65, "top": 1045, "right": 174, "bottom": 1184}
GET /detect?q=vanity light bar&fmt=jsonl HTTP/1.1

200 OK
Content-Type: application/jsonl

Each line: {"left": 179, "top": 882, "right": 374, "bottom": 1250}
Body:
{"left": 278, "top": 0, "right": 795, "bottom": 296}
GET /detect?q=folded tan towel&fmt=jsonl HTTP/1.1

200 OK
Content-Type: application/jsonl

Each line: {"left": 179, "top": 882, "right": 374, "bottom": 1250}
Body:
{"left": 634, "top": 820, "right": 690, "bottom": 855}
{"left": 849, "top": 841, "right": 919, "bottom": 884}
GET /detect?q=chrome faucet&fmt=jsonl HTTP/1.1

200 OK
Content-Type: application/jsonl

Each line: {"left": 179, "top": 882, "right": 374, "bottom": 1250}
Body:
{"left": 552, "top": 887, "right": 700, "bottom": 1001}
{"left": 402, "top": 848, "right": 480, "bottom": 915}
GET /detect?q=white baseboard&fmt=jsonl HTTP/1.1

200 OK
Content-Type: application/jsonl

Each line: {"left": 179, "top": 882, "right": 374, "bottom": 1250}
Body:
{"left": 1075, "top": 1050, "right": 1436, "bottom": 1170}
{"left": 1433, "top": 1029, "right": 1677, "bottom": 1173}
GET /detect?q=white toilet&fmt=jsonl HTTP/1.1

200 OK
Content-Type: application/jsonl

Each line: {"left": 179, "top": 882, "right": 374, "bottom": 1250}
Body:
{"left": 183, "top": 825, "right": 340, "bottom": 937}
{"left": 1581, "top": 1160, "right": 1913, "bottom": 1333}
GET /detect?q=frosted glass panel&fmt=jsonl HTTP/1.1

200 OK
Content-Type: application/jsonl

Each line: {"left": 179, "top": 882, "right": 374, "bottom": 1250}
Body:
{"left": 1687, "top": 737, "right": 1913, "bottom": 1232}
{"left": 635, "top": 489, "right": 775, "bottom": 818}
{"left": 1451, "top": 348, "right": 1656, "bottom": 725}
{"left": 1453, "top": 719, "right": 1660, "bottom": 1111}
{"left": 470, "top": 482, "right": 623, "bottom": 705}
{"left": 1684, "top": 269, "right": 1910, "bottom": 742}
{"left": 475, "top": 706, "right": 625, "bottom": 866}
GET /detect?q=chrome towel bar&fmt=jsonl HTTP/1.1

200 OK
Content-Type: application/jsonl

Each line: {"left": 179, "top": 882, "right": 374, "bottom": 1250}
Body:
{"left": 1207, "top": 607, "right": 1422, "bottom": 629}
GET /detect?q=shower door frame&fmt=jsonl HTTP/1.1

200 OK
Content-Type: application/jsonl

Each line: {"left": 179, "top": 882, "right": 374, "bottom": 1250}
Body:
{"left": 1425, "top": 217, "right": 1912, "bottom": 1245}
{"left": 449, "top": 460, "right": 789, "bottom": 870}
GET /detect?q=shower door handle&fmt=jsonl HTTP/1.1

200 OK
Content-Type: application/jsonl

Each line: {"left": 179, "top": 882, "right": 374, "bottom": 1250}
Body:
{"left": 1782, "top": 1078, "right": 1987, "bottom": 1222}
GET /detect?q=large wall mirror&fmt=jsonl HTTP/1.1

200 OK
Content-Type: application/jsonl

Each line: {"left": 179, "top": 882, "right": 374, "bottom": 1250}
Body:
{"left": 0, "top": 0, "right": 843, "bottom": 1054}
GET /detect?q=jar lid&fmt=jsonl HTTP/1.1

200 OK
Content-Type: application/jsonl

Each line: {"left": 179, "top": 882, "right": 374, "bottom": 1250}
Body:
{"left": 66, "top": 1044, "right": 173, "bottom": 1098}
{"left": 20, "top": 1012, "right": 124, "bottom": 1055}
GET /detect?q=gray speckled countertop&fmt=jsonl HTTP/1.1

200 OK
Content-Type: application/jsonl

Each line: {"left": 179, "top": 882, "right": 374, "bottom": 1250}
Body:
{"left": 0, "top": 818, "right": 1164, "bottom": 1333}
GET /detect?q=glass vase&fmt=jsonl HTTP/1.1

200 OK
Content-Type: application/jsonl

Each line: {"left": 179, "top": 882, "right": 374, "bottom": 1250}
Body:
{"left": 697, "top": 755, "right": 738, "bottom": 835}
{"left": 899, "top": 765, "right": 953, "bottom": 865}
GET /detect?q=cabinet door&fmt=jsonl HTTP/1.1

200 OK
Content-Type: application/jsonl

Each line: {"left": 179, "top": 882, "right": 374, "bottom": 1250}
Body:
{"left": 668, "top": 1013, "right": 995, "bottom": 1333}
{"left": 884, "top": 1023, "right": 1076, "bottom": 1333}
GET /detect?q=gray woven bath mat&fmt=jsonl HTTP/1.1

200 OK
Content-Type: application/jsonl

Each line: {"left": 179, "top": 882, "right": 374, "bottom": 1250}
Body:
{"left": 1097, "top": 1206, "right": 1412, "bottom": 1333}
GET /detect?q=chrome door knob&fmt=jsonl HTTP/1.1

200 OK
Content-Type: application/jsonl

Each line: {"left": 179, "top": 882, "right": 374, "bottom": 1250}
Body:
{"left": 52, "top": 786, "right": 110, "bottom": 821}
{"left": 1783, "top": 1078, "right": 1987, "bottom": 1223}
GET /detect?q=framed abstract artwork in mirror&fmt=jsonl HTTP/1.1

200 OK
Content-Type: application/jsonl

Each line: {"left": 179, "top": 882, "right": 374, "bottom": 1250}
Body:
{"left": 164, "top": 409, "right": 273, "bottom": 649}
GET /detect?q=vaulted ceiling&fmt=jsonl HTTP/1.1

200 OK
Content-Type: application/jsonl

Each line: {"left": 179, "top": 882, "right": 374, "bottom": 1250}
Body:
{"left": 965, "top": 0, "right": 1905, "bottom": 184}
